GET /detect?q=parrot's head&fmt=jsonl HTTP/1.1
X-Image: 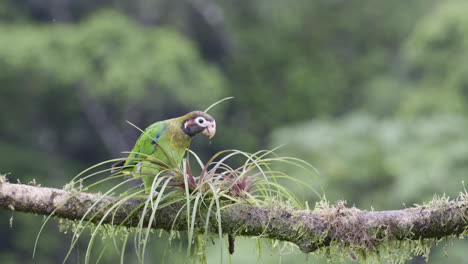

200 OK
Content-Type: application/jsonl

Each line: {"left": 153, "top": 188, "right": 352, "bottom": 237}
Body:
{"left": 182, "top": 111, "right": 216, "bottom": 139}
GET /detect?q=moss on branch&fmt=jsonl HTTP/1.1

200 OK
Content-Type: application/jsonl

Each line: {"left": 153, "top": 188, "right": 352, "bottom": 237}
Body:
{"left": 0, "top": 182, "right": 466, "bottom": 253}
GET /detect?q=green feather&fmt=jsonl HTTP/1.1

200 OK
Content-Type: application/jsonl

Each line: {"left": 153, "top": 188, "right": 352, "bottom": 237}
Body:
{"left": 117, "top": 112, "right": 199, "bottom": 193}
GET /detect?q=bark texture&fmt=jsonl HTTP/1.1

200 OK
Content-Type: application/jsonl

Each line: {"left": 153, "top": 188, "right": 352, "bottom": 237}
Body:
{"left": 0, "top": 182, "right": 466, "bottom": 253}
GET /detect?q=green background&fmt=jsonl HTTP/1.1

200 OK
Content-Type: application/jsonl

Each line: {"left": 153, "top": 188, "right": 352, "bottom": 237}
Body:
{"left": 0, "top": 0, "right": 466, "bottom": 263}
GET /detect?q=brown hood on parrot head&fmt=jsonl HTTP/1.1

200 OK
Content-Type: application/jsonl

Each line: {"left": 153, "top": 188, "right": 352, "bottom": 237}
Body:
{"left": 182, "top": 111, "right": 216, "bottom": 138}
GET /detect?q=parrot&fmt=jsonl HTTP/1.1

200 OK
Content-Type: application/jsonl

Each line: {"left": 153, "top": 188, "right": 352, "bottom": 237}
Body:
{"left": 111, "top": 111, "right": 216, "bottom": 193}
{"left": 112, "top": 110, "right": 236, "bottom": 254}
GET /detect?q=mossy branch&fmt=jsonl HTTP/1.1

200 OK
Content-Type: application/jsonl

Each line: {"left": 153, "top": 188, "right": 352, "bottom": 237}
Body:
{"left": 0, "top": 182, "right": 466, "bottom": 253}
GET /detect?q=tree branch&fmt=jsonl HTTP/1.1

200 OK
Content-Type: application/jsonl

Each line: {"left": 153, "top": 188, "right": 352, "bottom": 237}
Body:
{"left": 0, "top": 182, "right": 466, "bottom": 253}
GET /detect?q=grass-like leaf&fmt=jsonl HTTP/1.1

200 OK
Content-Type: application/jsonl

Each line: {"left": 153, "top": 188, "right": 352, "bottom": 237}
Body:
{"left": 35, "top": 143, "right": 321, "bottom": 263}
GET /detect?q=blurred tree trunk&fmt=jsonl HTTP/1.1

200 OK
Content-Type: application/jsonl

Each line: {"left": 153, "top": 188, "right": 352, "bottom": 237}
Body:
{"left": 187, "top": 0, "right": 235, "bottom": 67}
{"left": 48, "top": 0, "right": 72, "bottom": 22}
{"left": 76, "top": 85, "right": 130, "bottom": 157}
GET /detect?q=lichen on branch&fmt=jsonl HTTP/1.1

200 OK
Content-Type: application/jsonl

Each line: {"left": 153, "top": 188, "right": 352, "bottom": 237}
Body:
{"left": 0, "top": 181, "right": 466, "bottom": 254}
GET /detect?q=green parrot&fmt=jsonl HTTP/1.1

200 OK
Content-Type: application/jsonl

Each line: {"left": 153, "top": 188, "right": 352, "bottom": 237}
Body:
{"left": 112, "top": 111, "right": 216, "bottom": 192}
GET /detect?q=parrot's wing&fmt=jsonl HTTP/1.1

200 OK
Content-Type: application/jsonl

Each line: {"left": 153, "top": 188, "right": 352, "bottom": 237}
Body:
{"left": 128, "top": 122, "right": 169, "bottom": 165}
{"left": 111, "top": 122, "right": 169, "bottom": 173}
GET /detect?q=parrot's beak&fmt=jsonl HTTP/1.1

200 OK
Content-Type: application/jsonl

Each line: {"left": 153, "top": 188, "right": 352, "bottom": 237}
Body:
{"left": 202, "top": 121, "right": 216, "bottom": 139}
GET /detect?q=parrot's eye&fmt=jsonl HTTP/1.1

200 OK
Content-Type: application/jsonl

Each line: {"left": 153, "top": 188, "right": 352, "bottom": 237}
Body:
{"left": 195, "top": 117, "right": 207, "bottom": 126}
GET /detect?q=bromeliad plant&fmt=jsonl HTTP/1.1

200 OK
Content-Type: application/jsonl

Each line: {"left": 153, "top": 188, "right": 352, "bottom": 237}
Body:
{"left": 34, "top": 147, "right": 321, "bottom": 264}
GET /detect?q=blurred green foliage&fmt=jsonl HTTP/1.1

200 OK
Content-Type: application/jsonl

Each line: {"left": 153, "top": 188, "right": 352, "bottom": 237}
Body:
{"left": 401, "top": 1, "right": 468, "bottom": 116}
{"left": 0, "top": 0, "right": 467, "bottom": 263}
{"left": 0, "top": 10, "right": 225, "bottom": 154}
{"left": 272, "top": 113, "right": 468, "bottom": 209}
